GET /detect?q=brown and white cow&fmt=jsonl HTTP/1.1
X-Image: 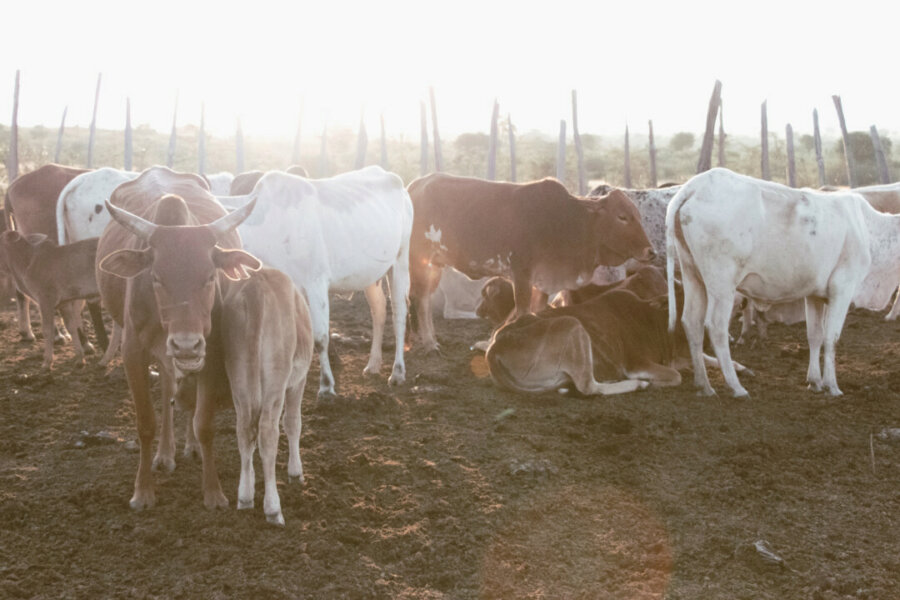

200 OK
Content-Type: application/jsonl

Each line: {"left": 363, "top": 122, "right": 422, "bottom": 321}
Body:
{"left": 407, "top": 173, "right": 655, "bottom": 352}
{"left": 0, "top": 232, "right": 100, "bottom": 369}
{"left": 96, "top": 166, "right": 261, "bottom": 511}
{"left": 220, "top": 267, "right": 314, "bottom": 526}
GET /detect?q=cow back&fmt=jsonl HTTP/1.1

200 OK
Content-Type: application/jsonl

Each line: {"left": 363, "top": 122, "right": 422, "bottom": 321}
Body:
{"left": 6, "top": 164, "right": 91, "bottom": 237}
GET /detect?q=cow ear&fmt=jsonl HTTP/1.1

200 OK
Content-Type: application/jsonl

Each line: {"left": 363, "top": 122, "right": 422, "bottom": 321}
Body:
{"left": 99, "top": 248, "right": 153, "bottom": 279}
{"left": 214, "top": 248, "right": 262, "bottom": 281}
{"left": 649, "top": 294, "right": 669, "bottom": 311}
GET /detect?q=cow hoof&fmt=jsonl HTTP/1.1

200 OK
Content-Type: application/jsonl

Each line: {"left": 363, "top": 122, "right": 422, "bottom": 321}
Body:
{"left": 18, "top": 333, "right": 35, "bottom": 343}
{"left": 266, "top": 511, "right": 286, "bottom": 527}
{"left": 237, "top": 498, "right": 254, "bottom": 510}
{"left": 288, "top": 473, "right": 305, "bottom": 485}
{"left": 637, "top": 381, "right": 651, "bottom": 390}
{"left": 203, "top": 490, "right": 229, "bottom": 510}
{"left": 696, "top": 387, "right": 717, "bottom": 397}
{"left": 731, "top": 389, "right": 750, "bottom": 398}
{"left": 362, "top": 365, "right": 381, "bottom": 378}
{"left": 744, "top": 368, "right": 756, "bottom": 377}
{"left": 183, "top": 444, "right": 200, "bottom": 461}
{"left": 317, "top": 389, "right": 338, "bottom": 402}
{"left": 471, "top": 340, "right": 490, "bottom": 352}
{"left": 806, "top": 383, "right": 823, "bottom": 393}
{"left": 388, "top": 369, "right": 406, "bottom": 386}
{"left": 129, "top": 490, "right": 156, "bottom": 511}
{"left": 152, "top": 456, "right": 176, "bottom": 473}
{"left": 826, "top": 387, "right": 843, "bottom": 397}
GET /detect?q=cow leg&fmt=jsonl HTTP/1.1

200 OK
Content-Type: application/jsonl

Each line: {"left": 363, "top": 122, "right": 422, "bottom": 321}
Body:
{"left": 886, "top": 285, "right": 900, "bottom": 321}
{"left": 15, "top": 291, "right": 35, "bottom": 341}
{"left": 308, "top": 284, "right": 337, "bottom": 399}
{"left": 87, "top": 300, "right": 109, "bottom": 351}
{"left": 511, "top": 271, "right": 534, "bottom": 318}
{"left": 706, "top": 292, "right": 748, "bottom": 397}
{"left": 235, "top": 399, "right": 257, "bottom": 511}
{"left": 804, "top": 297, "right": 826, "bottom": 392}
{"left": 625, "top": 363, "right": 682, "bottom": 387}
{"left": 121, "top": 340, "right": 156, "bottom": 510}
{"left": 820, "top": 294, "right": 852, "bottom": 396}
{"left": 195, "top": 370, "right": 228, "bottom": 509}
{"left": 702, "top": 353, "right": 754, "bottom": 377}
{"left": 387, "top": 261, "right": 410, "bottom": 385}
{"left": 283, "top": 379, "right": 305, "bottom": 483}
{"left": 529, "top": 287, "right": 549, "bottom": 313}
{"left": 38, "top": 301, "right": 57, "bottom": 370}
{"left": 259, "top": 397, "right": 285, "bottom": 526}
{"left": 99, "top": 321, "right": 122, "bottom": 367}
{"left": 362, "top": 280, "right": 386, "bottom": 377}
{"left": 409, "top": 260, "right": 441, "bottom": 353}
{"left": 679, "top": 268, "right": 715, "bottom": 395}
{"left": 153, "top": 369, "right": 177, "bottom": 473}
{"left": 555, "top": 325, "right": 646, "bottom": 396}
{"left": 59, "top": 300, "right": 89, "bottom": 366}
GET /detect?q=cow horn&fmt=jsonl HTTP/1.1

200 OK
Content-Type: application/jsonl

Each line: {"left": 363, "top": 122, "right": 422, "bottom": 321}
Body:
{"left": 207, "top": 195, "right": 258, "bottom": 241}
{"left": 105, "top": 200, "right": 158, "bottom": 241}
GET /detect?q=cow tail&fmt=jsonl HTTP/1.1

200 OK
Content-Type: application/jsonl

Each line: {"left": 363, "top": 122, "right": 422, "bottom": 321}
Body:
{"left": 666, "top": 187, "right": 688, "bottom": 333}
{"left": 56, "top": 186, "right": 68, "bottom": 244}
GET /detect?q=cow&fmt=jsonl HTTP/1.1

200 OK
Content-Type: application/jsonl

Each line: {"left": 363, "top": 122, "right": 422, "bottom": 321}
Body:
{"left": 221, "top": 267, "right": 314, "bottom": 526}
{"left": 666, "top": 168, "right": 900, "bottom": 397}
{"left": 56, "top": 168, "right": 140, "bottom": 245}
{"left": 202, "top": 172, "right": 235, "bottom": 196}
{"left": 229, "top": 166, "right": 307, "bottom": 196}
{"left": 484, "top": 274, "right": 751, "bottom": 395}
{"left": 0, "top": 232, "right": 100, "bottom": 369}
{"left": 216, "top": 166, "right": 413, "bottom": 399}
{"left": 96, "top": 166, "right": 261, "bottom": 510}
{"left": 407, "top": 174, "right": 656, "bottom": 353}
{"left": 432, "top": 267, "right": 490, "bottom": 319}
{"left": 5, "top": 163, "right": 93, "bottom": 342}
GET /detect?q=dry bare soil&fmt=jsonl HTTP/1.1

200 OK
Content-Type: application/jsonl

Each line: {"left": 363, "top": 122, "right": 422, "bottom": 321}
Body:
{"left": 1, "top": 293, "right": 899, "bottom": 599}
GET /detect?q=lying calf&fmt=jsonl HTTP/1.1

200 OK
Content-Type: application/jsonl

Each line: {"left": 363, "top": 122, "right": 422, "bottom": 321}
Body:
{"left": 0, "top": 231, "right": 99, "bottom": 369}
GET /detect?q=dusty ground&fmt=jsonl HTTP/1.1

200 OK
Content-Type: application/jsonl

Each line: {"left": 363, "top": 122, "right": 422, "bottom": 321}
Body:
{"left": 1, "top": 292, "right": 899, "bottom": 600}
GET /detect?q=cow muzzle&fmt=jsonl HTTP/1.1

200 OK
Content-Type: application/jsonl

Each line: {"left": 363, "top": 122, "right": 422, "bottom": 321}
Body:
{"left": 167, "top": 332, "right": 206, "bottom": 373}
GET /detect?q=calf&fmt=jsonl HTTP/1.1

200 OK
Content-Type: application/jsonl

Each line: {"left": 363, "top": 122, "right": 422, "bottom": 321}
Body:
{"left": 0, "top": 231, "right": 99, "bottom": 369}
{"left": 220, "top": 267, "right": 314, "bottom": 526}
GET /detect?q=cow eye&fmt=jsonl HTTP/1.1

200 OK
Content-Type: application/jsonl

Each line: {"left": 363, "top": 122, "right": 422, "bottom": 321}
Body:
{"left": 617, "top": 214, "right": 629, "bottom": 223}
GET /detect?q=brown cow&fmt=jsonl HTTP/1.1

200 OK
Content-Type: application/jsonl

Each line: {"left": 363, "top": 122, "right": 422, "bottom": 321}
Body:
{"left": 407, "top": 174, "right": 655, "bottom": 352}
{"left": 229, "top": 166, "right": 309, "bottom": 195}
{"left": 485, "top": 279, "right": 751, "bottom": 396}
{"left": 97, "top": 166, "right": 261, "bottom": 511}
{"left": 4, "top": 163, "right": 95, "bottom": 342}
{"left": 221, "top": 267, "right": 314, "bottom": 526}
{"left": 0, "top": 232, "right": 99, "bottom": 369}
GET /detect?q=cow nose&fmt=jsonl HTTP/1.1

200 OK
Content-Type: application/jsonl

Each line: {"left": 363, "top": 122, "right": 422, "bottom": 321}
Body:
{"left": 167, "top": 333, "right": 206, "bottom": 370}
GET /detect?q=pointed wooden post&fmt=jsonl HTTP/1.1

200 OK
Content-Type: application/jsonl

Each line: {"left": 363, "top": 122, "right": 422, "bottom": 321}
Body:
{"left": 87, "top": 73, "right": 102, "bottom": 168}
{"left": 54, "top": 106, "right": 67, "bottom": 164}
{"left": 623, "top": 125, "right": 632, "bottom": 188}
{"left": 235, "top": 117, "right": 245, "bottom": 173}
{"left": 379, "top": 112, "right": 388, "bottom": 169}
{"left": 717, "top": 102, "right": 726, "bottom": 167}
{"left": 648, "top": 120, "right": 658, "bottom": 188}
{"left": 292, "top": 99, "right": 304, "bottom": 165}
{"left": 198, "top": 102, "right": 206, "bottom": 175}
{"left": 487, "top": 99, "right": 499, "bottom": 180}
{"left": 419, "top": 100, "right": 429, "bottom": 176}
{"left": 813, "top": 109, "right": 826, "bottom": 187}
{"left": 572, "top": 90, "right": 586, "bottom": 194}
{"left": 429, "top": 86, "right": 443, "bottom": 172}
{"left": 760, "top": 100, "right": 770, "bottom": 180}
{"left": 166, "top": 93, "right": 178, "bottom": 168}
{"left": 870, "top": 125, "right": 891, "bottom": 184}
{"left": 696, "top": 79, "right": 721, "bottom": 173}
{"left": 7, "top": 70, "right": 19, "bottom": 180}
{"left": 124, "top": 98, "right": 133, "bottom": 171}
{"left": 354, "top": 107, "right": 368, "bottom": 170}
{"left": 833, "top": 95, "right": 857, "bottom": 187}
{"left": 318, "top": 123, "right": 328, "bottom": 177}
{"left": 785, "top": 123, "right": 796, "bottom": 187}
{"left": 508, "top": 114, "right": 517, "bottom": 182}
{"left": 556, "top": 120, "right": 567, "bottom": 183}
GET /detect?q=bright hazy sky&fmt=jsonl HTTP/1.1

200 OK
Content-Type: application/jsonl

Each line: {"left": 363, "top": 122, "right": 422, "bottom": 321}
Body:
{"left": 1, "top": 0, "right": 895, "bottom": 142}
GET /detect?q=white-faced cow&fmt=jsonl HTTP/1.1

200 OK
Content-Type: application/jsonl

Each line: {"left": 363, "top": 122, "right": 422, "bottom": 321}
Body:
{"left": 217, "top": 166, "right": 413, "bottom": 399}
{"left": 97, "top": 166, "right": 261, "bottom": 510}
{"left": 407, "top": 174, "right": 655, "bottom": 352}
{"left": 0, "top": 232, "right": 100, "bottom": 369}
{"left": 666, "top": 168, "right": 900, "bottom": 397}
{"left": 220, "top": 267, "right": 314, "bottom": 526}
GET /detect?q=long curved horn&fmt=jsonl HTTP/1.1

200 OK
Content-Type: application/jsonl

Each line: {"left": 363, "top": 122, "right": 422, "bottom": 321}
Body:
{"left": 207, "top": 195, "right": 258, "bottom": 242}
{"left": 105, "top": 200, "right": 158, "bottom": 241}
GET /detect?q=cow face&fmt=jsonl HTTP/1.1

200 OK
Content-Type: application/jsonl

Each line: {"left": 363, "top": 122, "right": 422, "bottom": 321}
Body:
{"left": 476, "top": 276, "right": 515, "bottom": 326}
{"left": 99, "top": 195, "right": 261, "bottom": 374}
{"left": 589, "top": 190, "right": 655, "bottom": 265}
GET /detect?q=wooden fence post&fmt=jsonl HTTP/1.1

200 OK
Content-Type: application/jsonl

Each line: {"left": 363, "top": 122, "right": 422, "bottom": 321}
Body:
{"left": 556, "top": 120, "right": 567, "bottom": 183}
{"left": 355, "top": 107, "right": 368, "bottom": 170}
{"left": 235, "top": 118, "right": 245, "bottom": 174}
{"left": 785, "top": 124, "right": 796, "bottom": 187}
{"left": 292, "top": 99, "right": 303, "bottom": 166}
{"left": 624, "top": 125, "right": 632, "bottom": 188}
{"left": 55, "top": 106, "right": 67, "bottom": 164}
{"left": 166, "top": 93, "right": 178, "bottom": 168}
{"left": 198, "top": 102, "right": 206, "bottom": 175}
{"left": 487, "top": 99, "right": 499, "bottom": 180}
{"left": 813, "top": 109, "right": 826, "bottom": 187}
{"left": 696, "top": 79, "right": 721, "bottom": 173}
{"left": 833, "top": 95, "right": 857, "bottom": 187}
{"left": 419, "top": 100, "right": 429, "bottom": 176}
{"left": 572, "top": 90, "right": 586, "bottom": 194}
{"left": 87, "top": 73, "right": 101, "bottom": 168}
{"left": 508, "top": 114, "right": 517, "bottom": 182}
{"left": 760, "top": 100, "right": 770, "bottom": 180}
{"left": 429, "top": 86, "right": 443, "bottom": 172}
{"left": 870, "top": 125, "right": 891, "bottom": 184}
{"left": 380, "top": 112, "right": 388, "bottom": 169}
{"left": 7, "top": 70, "right": 19, "bottom": 180}
{"left": 717, "top": 102, "right": 726, "bottom": 167}
{"left": 648, "top": 120, "right": 658, "bottom": 188}
{"left": 124, "top": 98, "right": 133, "bottom": 171}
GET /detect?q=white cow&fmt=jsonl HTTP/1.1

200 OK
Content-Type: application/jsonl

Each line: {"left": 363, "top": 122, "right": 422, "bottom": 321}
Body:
{"left": 204, "top": 171, "right": 235, "bottom": 196}
{"left": 56, "top": 168, "right": 140, "bottom": 245}
{"left": 217, "top": 166, "right": 413, "bottom": 399}
{"left": 666, "top": 168, "right": 900, "bottom": 397}
{"left": 432, "top": 267, "right": 489, "bottom": 319}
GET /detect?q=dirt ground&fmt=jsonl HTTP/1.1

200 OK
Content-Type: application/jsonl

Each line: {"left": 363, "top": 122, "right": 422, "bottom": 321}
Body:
{"left": 1, "top": 291, "right": 899, "bottom": 600}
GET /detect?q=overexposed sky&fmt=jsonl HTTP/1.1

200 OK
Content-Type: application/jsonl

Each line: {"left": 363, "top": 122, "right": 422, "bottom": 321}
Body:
{"left": 0, "top": 0, "right": 894, "bottom": 141}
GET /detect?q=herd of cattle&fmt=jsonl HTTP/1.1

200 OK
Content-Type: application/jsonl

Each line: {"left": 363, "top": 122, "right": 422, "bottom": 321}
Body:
{"left": 2, "top": 162, "right": 900, "bottom": 523}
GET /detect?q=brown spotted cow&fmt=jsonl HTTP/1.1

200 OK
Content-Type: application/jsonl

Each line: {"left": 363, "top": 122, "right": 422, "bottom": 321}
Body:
{"left": 407, "top": 174, "right": 655, "bottom": 352}
{"left": 96, "top": 166, "right": 261, "bottom": 511}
